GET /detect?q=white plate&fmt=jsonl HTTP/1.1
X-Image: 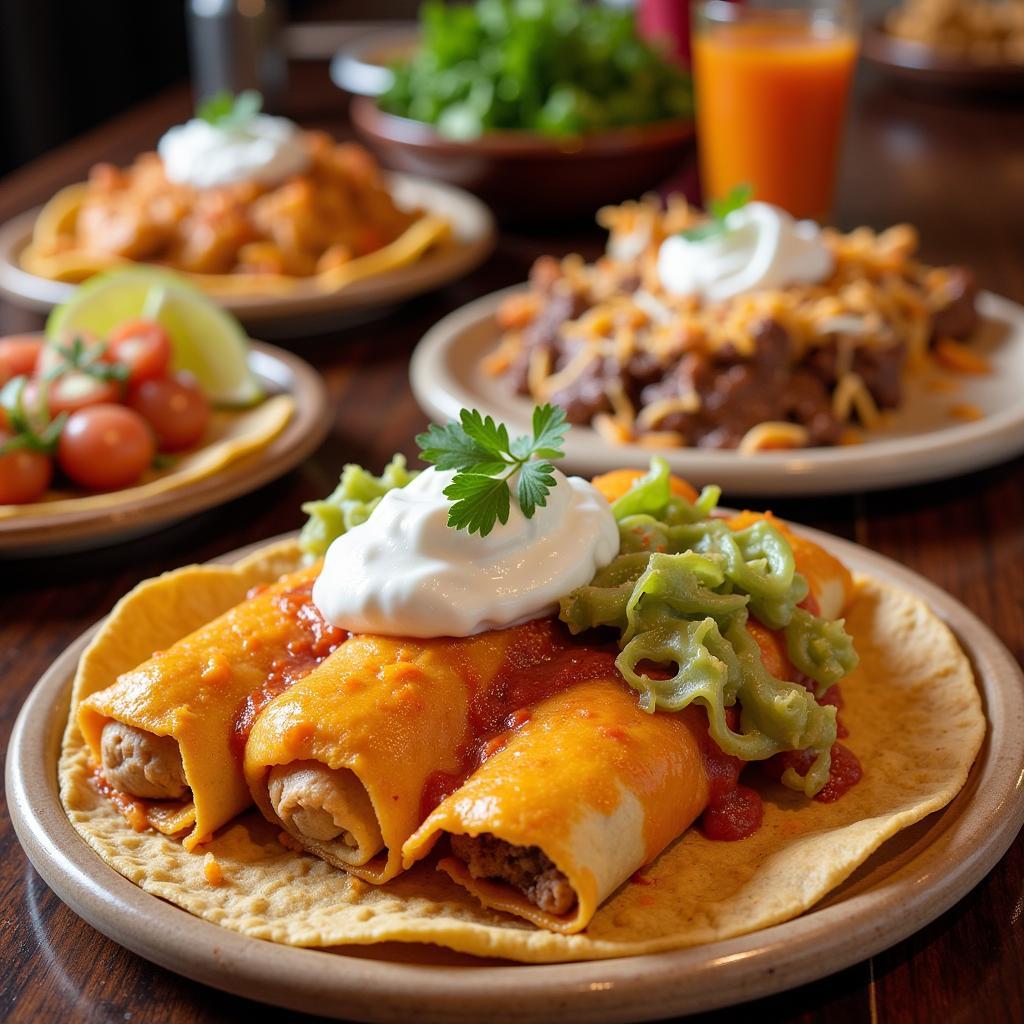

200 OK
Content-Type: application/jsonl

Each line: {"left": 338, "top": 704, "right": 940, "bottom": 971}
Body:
{"left": 7, "top": 529, "right": 1024, "bottom": 1021}
{"left": 0, "top": 175, "right": 495, "bottom": 337}
{"left": 410, "top": 286, "right": 1024, "bottom": 495}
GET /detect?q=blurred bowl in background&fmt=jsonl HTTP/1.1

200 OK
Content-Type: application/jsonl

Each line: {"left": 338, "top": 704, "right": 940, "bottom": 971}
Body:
{"left": 351, "top": 97, "right": 694, "bottom": 222}
{"left": 862, "top": 20, "right": 1024, "bottom": 92}
{"left": 328, "top": 23, "right": 416, "bottom": 97}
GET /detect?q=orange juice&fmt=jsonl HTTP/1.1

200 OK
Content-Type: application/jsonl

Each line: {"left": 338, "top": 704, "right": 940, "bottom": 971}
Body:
{"left": 693, "top": 21, "right": 857, "bottom": 221}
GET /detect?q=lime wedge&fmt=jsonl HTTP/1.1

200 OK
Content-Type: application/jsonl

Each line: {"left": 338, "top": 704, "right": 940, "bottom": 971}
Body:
{"left": 46, "top": 268, "right": 263, "bottom": 406}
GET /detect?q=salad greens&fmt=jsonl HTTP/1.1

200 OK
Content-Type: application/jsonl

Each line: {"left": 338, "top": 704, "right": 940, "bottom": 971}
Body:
{"left": 380, "top": 0, "right": 692, "bottom": 139}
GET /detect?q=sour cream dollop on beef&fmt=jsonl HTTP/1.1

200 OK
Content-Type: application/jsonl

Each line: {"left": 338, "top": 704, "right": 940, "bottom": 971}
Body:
{"left": 312, "top": 466, "right": 619, "bottom": 638}
{"left": 657, "top": 201, "right": 833, "bottom": 303}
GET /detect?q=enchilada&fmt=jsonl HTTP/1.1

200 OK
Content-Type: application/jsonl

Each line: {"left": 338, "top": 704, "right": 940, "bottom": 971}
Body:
{"left": 77, "top": 564, "right": 348, "bottom": 849}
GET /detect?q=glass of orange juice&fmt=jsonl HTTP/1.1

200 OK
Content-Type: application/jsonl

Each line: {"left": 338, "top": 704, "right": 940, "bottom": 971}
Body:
{"left": 692, "top": 0, "right": 859, "bottom": 221}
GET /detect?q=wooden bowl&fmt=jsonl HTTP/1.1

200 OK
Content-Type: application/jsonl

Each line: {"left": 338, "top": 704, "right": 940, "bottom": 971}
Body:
{"left": 350, "top": 97, "right": 694, "bottom": 222}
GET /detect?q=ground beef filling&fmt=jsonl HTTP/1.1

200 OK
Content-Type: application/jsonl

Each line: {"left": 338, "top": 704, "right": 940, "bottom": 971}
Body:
{"left": 449, "top": 833, "right": 578, "bottom": 917}
{"left": 503, "top": 261, "right": 978, "bottom": 449}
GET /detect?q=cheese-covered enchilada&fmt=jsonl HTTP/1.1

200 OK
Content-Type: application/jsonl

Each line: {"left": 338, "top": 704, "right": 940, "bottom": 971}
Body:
{"left": 56, "top": 406, "right": 985, "bottom": 962}
{"left": 77, "top": 564, "right": 347, "bottom": 848}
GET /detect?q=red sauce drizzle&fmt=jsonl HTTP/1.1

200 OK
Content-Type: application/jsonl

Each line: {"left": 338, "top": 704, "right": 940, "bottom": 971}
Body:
{"left": 228, "top": 580, "right": 348, "bottom": 760}
{"left": 418, "top": 620, "right": 620, "bottom": 818}
{"left": 699, "top": 706, "right": 765, "bottom": 841}
{"left": 89, "top": 767, "right": 152, "bottom": 832}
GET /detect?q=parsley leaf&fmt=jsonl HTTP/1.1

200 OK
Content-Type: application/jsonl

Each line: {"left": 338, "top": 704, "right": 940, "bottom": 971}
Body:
{"left": 680, "top": 183, "right": 754, "bottom": 243}
{"left": 709, "top": 183, "right": 754, "bottom": 222}
{"left": 197, "top": 90, "right": 263, "bottom": 129}
{"left": 516, "top": 459, "right": 557, "bottom": 519}
{"left": 415, "top": 404, "right": 569, "bottom": 537}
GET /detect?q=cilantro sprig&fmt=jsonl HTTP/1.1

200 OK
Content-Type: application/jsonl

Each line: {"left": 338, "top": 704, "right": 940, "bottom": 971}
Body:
{"left": 43, "top": 336, "right": 128, "bottom": 385}
{"left": 679, "top": 183, "right": 754, "bottom": 242}
{"left": 197, "top": 89, "right": 263, "bottom": 129}
{"left": 416, "top": 405, "right": 568, "bottom": 537}
{"left": 0, "top": 376, "right": 66, "bottom": 457}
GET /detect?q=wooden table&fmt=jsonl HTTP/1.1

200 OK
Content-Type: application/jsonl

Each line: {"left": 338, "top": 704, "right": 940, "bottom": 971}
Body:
{"left": 1, "top": 61, "right": 1022, "bottom": 1024}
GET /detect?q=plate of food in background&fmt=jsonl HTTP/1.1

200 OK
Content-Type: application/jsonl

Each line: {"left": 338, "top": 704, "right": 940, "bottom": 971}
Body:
{"left": 411, "top": 188, "right": 1024, "bottom": 495}
{"left": 7, "top": 413, "right": 1022, "bottom": 1019}
{"left": 863, "top": 0, "right": 1024, "bottom": 91}
{"left": 0, "top": 268, "right": 328, "bottom": 555}
{"left": 342, "top": 0, "right": 695, "bottom": 221}
{"left": 0, "top": 92, "right": 495, "bottom": 336}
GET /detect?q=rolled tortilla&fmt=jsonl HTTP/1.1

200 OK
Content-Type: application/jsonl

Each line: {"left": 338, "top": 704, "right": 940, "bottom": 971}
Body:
{"left": 402, "top": 679, "right": 709, "bottom": 933}
{"left": 77, "top": 565, "right": 348, "bottom": 850}
{"left": 244, "top": 620, "right": 624, "bottom": 883}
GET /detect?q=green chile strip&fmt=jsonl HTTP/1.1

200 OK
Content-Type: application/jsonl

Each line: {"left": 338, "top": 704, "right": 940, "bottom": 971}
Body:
{"left": 558, "top": 456, "right": 857, "bottom": 797}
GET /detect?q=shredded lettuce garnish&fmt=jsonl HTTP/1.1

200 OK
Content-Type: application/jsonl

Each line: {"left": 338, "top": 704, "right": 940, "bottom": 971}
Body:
{"left": 299, "top": 455, "right": 417, "bottom": 558}
{"left": 559, "top": 456, "right": 858, "bottom": 797}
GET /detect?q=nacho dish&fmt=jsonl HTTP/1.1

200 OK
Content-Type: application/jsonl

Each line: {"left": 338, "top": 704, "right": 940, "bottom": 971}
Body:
{"left": 484, "top": 190, "right": 990, "bottom": 452}
{"left": 59, "top": 406, "right": 985, "bottom": 962}
{"left": 19, "top": 92, "right": 451, "bottom": 297}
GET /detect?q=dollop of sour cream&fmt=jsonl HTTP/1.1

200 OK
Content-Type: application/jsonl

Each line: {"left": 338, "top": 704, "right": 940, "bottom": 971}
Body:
{"left": 657, "top": 201, "right": 833, "bottom": 303}
{"left": 312, "top": 466, "right": 620, "bottom": 638}
{"left": 157, "top": 114, "right": 310, "bottom": 189}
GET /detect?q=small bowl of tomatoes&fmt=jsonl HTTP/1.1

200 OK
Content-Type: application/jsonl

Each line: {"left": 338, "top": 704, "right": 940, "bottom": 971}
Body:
{"left": 0, "top": 321, "right": 211, "bottom": 504}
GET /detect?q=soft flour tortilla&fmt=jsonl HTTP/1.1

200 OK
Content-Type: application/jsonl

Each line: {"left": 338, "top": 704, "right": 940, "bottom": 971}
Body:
{"left": 58, "top": 541, "right": 985, "bottom": 964}
{"left": 0, "top": 394, "right": 293, "bottom": 521}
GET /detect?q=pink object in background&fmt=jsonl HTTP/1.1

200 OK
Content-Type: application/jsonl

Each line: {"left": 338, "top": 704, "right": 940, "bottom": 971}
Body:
{"left": 638, "top": 0, "right": 742, "bottom": 65}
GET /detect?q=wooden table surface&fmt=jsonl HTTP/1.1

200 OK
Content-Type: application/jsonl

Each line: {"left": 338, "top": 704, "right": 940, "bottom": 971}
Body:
{"left": 1, "top": 61, "right": 1022, "bottom": 1024}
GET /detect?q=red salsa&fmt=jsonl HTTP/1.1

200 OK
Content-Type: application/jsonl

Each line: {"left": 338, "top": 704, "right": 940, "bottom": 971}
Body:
{"left": 419, "top": 620, "right": 621, "bottom": 817}
{"left": 228, "top": 580, "right": 348, "bottom": 760}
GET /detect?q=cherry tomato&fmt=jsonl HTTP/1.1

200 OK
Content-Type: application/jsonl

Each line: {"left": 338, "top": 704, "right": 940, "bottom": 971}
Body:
{"left": 57, "top": 404, "right": 155, "bottom": 491}
{"left": 0, "top": 336, "right": 44, "bottom": 377}
{"left": 128, "top": 373, "right": 210, "bottom": 452}
{"left": 26, "top": 373, "right": 123, "bottom": 417}
{"left": 108, "top": 319, "right": 173, "bottom": 384}
{"left": 0, "top": 431, "right": 52, "bottom": 504}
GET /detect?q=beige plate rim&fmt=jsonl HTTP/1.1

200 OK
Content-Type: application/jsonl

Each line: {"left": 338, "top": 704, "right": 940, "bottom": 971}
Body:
{"left": 410, "top": 285, "right": 1024, "bottom": 496}
{"left": 0, "top": 173, "right": 496, "bottom": 327}
{"left": 6, "top": 527, "right": 1024, "bottom": 1022}
{"left": 0, "top": 343, "right": 329, "bottom": 555}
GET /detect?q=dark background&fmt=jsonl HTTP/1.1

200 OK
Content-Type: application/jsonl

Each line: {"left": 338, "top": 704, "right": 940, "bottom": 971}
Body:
{"left": 0, "top": 0, "right": 425, "bottom": 176}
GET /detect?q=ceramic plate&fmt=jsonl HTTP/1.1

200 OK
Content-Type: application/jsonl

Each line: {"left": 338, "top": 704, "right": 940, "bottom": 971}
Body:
{"left": 0, "top": 345, "right": 328, "bottom": 556}
{"left": 0, "top": 175, "right": 496, "bottom": 337}
{"left": 410, "top": 286, "right": 1024, "bottom": 496}
{"left": 7, "top": 529, "right": 1024, "bottom": 1021}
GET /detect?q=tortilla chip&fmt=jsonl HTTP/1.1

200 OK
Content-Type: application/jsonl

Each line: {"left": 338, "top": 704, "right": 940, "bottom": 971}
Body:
{"left": 0, "top": 395, "right": 293, "bottom": 521}
{"left": 59, "top": 548, "right": 985, "bottom": 963}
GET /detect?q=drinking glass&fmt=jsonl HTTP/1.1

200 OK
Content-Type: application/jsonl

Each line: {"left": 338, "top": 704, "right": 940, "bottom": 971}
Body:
{"left": 692, "top": 0, "right": 859, "bottom": 221}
